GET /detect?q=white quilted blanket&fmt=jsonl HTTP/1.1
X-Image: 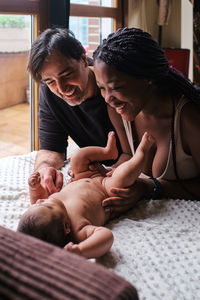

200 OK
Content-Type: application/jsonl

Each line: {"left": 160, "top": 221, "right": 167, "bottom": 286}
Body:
{"left": 0, "top": 152, "right": 200, "bottom": 300}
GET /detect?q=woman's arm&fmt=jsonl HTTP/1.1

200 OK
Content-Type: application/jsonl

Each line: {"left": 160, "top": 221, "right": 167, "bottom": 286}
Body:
{"left": 102, "top": 176, "right": 200, "bottom": 220}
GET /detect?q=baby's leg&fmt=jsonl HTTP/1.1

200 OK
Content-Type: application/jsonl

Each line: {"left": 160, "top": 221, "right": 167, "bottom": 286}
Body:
{"left": 29, "top": 171, "right": 49, "bottom": 204}
{"left": 135, "top": 132, "right": 154, "bottom": 157}
{"left": 104, "top": 132, "right": 154, "bottom": 193}
{"left": 104, "top": 131, "right": 118, "bottom": 161}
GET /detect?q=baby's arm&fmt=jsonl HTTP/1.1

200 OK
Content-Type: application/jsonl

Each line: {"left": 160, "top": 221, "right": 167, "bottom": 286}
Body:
{"left": 107, "top": 105, "right": 132, "bottom": 167}
{"left": 64, "top": 225, "right": 113, "bottom": 259}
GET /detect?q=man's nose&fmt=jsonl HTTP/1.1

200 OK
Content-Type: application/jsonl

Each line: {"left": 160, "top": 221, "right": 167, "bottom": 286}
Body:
{"left": 57, "top": 80, "right": 66, "bottom": 94}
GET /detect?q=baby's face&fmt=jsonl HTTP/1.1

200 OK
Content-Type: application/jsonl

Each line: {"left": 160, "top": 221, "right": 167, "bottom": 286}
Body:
{"left": 28, "top": 198, "right": 71, "bottom": 233}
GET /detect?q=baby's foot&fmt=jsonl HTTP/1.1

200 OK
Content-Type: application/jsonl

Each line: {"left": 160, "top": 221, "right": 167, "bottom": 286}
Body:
{"left": 28, "top": 171, "right": 48, "bottom": 204}
{"left": 106, "top": 131, "right": 118, "bottom": 160}
{"left": 137, "top": 132, "right": 155, "bottom": 154}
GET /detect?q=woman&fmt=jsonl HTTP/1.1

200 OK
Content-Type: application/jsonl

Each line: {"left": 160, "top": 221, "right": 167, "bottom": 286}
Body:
{"left": 93, "top": 27, "right": 200, "bottom": 216}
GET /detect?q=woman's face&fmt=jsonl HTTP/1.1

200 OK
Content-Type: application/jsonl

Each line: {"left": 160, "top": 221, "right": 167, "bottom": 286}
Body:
{"left": 94, "top": 59, "right": 150, "bottom": 121}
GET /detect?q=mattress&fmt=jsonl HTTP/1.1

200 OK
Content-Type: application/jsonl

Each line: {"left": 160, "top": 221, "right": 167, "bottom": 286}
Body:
{"left": 0, "top": 152, "right": 200, "bottom": 300}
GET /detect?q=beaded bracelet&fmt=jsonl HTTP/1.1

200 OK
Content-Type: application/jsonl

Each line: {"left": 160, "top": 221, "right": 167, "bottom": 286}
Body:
{"left": 150, "top": 177, "right": 163, "bottom": 200}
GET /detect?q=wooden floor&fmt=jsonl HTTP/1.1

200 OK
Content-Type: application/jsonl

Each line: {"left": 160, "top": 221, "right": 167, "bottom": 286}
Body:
{"left": 0, "top": 103, "right": 30, "bottom": 159}
{"left": 0, "top": 102, "right": 78, "bottom": 159}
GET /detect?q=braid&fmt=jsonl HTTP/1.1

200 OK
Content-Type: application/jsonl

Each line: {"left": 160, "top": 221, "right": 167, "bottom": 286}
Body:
{"left": 167, "top": 67, "right": 200, "bottom": 106}
{"left": 93, "top": 27, "right": 200, "bottom": 107}
{"left": 93, "top": 27, "right": 169, "bottom": 79}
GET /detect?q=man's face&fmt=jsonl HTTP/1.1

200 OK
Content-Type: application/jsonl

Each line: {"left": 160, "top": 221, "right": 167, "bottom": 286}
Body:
{"left": 40, "top": 51, "right": 89, "bottom": 106}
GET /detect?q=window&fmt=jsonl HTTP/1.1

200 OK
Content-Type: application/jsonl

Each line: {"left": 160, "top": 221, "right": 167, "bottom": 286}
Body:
{"left": 0, "top": 0, "right": 49, "bottom": 156}
{"left": 69, "top": 0, "right": 128, "bottom": 57}
{"left": 0, "top": 14, "right": 31, "bottom": 158}
{"left": 0, "top": 0, "right": 49, "bottom": 157}
{"left": 0, "top": 0, "right": 128, "bottom": 158}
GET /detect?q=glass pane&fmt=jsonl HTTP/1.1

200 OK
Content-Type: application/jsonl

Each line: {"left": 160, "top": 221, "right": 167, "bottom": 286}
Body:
{"left": 69, "top": 17, "right": 113, "bottom": 58}
{"left": 70, "top": 0, "right": 115, "bottom": 8}
{"left": 0, "top": 14, "right": 31, "bottom": 158}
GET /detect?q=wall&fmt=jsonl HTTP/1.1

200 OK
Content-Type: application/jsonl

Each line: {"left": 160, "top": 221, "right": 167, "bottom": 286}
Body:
{"left": 181, "top": 0, "right": 193, "bottom": 79}
{"left": 0, "top": 52, "right": 29, "bottom": 109}
{"left": 128, "top": 0, "right": 193, "bottom": 80}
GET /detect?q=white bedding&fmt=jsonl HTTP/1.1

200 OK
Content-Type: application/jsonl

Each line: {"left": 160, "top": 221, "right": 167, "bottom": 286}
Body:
{"left": 0, "top": 152, "right": 200, "bottom": 300}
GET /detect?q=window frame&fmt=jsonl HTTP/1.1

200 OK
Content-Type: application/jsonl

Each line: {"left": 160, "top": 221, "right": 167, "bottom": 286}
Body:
{"left": 70, "top": 0, "right": 128, "bottom": 30}
{"left": 0, "top": 0, "right": 50, "bottom": 151}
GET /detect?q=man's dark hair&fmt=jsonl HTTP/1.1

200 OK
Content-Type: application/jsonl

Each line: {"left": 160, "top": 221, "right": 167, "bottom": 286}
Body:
{"left": 28, "top": 27, "right": 86, "bottom": 82}
{"left": 17, "top": 211, "right": 69, "bottom": 247}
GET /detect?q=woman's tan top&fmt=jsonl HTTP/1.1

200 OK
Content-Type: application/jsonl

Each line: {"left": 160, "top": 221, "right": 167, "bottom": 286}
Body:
{"left": 123, "top": 97, "right": 199, "bottom": 180}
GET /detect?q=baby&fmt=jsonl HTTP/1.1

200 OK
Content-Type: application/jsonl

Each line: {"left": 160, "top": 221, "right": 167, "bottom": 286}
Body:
{"left": 17, "top": 132, "right": 154, "bottom": 259}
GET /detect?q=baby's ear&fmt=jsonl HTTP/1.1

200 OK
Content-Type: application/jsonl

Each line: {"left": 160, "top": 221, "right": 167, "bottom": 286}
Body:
{"left": 64, "top": 222, "right": 71, "bottom": 234}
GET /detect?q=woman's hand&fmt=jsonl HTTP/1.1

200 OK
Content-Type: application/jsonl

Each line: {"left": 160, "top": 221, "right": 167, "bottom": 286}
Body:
{"left": 102, "top": 178, "right": 147, "bottom": 219}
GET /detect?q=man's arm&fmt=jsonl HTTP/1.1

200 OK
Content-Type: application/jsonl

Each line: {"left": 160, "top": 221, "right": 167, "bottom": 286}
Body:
{"left": 64, "top": 225, "right": 114, "bottom": 259}
{"left": 34, "top": 149, "right": 65, "bottom": 171}
{"left": 33, "top": 150, "right": 65, "bottom": 195}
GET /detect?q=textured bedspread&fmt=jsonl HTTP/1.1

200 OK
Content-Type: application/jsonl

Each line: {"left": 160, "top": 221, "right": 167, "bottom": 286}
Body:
{"left": 0, "top": 152, "right": 200, "bottom": 300}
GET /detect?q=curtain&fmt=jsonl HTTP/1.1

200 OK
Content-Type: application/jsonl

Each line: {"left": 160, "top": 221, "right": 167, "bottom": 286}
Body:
{"left": 157, "top": 0, "right": 172, "bottom": 26}
{"left": 130, "top": 0, "right": 148, "bottom": 32}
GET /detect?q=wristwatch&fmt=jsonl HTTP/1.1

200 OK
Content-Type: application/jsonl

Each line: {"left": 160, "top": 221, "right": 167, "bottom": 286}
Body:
{"left": 150, "top": 177, "right": 163, "bottom": 200}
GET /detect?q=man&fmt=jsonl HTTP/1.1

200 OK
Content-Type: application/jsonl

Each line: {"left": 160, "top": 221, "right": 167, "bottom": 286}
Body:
{"left": 28, "top": 27, "right": 122, "bottom": 197}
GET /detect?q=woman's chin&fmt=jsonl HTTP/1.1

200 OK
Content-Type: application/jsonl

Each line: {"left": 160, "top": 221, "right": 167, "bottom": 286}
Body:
{"left": 121, "top": 113, "right": 134, "bottom": 122}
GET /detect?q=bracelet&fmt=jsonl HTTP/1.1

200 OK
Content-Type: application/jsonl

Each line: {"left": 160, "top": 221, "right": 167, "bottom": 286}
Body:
{"left": 150, "top": 177, "right": 163, "bottom": 200}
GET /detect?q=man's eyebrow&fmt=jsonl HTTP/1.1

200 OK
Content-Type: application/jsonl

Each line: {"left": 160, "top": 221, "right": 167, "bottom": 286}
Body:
{"left": 42, "top": 68, "right": 72, "bottom": 82}
{"left": 58, "top": 67, "right": 72, "bottom": 76}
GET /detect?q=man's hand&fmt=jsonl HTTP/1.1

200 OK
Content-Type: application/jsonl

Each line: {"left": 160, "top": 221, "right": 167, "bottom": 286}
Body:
{"left": 102, "top": 179, "right": 146, "bottom": 219}
{"left": 37, "top": 166, "right": 63, "bottom": 195}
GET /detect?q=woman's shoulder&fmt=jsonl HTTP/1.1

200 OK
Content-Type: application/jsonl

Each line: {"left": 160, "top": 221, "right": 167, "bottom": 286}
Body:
{"left": 180, "top": 96, "right": 200, "bottom": 147}
{"left": 180, "top": 96, "right": 200, "bottom": 119}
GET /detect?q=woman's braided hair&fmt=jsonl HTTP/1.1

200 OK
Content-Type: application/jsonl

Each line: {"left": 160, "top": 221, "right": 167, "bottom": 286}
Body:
{"left": 93, "top": 27, "right": 200, "bottom": 106}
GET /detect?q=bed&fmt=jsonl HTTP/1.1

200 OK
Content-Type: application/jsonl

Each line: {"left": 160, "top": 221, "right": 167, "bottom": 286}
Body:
{"left": 0, "top": 152, "right": 200, "bottom": 300}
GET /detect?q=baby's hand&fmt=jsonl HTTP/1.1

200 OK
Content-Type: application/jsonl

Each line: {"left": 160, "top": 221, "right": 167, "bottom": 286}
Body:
{"left": 64, "top": 242, "right": 81, "bottom": 256}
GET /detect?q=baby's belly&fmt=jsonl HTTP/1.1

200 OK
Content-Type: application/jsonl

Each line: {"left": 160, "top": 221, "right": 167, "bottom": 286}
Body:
{"left": 62, "top": 177, "right": 108, "bottom": 226}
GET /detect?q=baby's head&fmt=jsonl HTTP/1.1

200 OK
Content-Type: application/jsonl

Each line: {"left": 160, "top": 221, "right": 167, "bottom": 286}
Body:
{"left": 17, "top": 198, "right": 71, "bottom": 247}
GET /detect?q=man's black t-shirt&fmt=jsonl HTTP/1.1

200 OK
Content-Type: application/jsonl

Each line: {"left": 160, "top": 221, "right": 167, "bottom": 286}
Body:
{"left": 38, "top": 85, "right": 122, "bottom": 165}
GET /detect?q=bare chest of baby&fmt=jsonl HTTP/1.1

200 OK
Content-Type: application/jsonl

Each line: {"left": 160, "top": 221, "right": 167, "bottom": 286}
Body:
{"left": 57, "top": 176, "right": 108, "bottom": 226}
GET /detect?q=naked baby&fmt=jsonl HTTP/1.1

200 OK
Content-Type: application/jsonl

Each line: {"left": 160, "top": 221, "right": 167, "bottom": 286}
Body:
{"left": 17, "top": 132, "right": 154, "bottom": 259}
